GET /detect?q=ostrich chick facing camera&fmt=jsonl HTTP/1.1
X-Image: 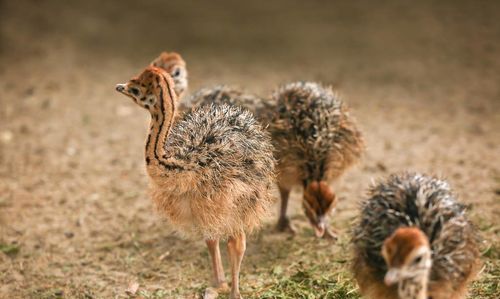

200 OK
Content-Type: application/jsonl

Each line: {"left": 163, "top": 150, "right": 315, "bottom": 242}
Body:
{"left": 150, "top": 51, "right": 188, "bottom": 99}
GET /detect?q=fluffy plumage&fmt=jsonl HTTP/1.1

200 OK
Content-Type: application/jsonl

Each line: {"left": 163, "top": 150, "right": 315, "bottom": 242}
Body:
{"left": 351, "top": 173, "right": 481, "bottom": 299}
{"left": 154, "top": 103, "right": 276, "bottom": 239}
{"left": 269, "top": 81, "right": 363, "bottom": 185}
{"left": 189, "top": 85, "right": 273, "bottom": 124}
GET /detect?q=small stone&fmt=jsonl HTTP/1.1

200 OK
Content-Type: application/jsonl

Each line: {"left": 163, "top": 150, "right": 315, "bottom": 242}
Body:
{"left": 159, "top": 251, "right": 171, "bottom": 260}
{"left": 203, "top": 287, "right": 218, "bottom": 299}
{"left": 19, "top": 125, "right": 30, "bottom": 134}
{"left": 125, "top": 281, "right": 139, "bottom": 296}
{"left": 376, "top": 162, "right": 387, "bottom": 172}
{"left": 53, "top": 289, "right": 64, "bottom": 297}
{"left": 0, "top": 131, "right": 13, "bottom": 143}
{"left": 66, "top": 146, "right": 77, "bottom": 156}
{"left": 24, "top": 87, "right": 35, "bottom": 97}
{"left": 41, "top": 98, "right": 52, "bottom": 109}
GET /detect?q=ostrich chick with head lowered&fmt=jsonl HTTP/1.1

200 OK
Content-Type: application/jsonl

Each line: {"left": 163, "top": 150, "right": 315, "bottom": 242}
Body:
{"left": 351, "top": 173, "right": 481, "bottom": 299}
{"left": 269, "top": 82, "right": 364, "bottom": 238}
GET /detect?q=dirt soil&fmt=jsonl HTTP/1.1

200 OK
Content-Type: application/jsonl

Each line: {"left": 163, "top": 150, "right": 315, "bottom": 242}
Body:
{"left": 0, "top": 0, "right": 499, "bottom": 298}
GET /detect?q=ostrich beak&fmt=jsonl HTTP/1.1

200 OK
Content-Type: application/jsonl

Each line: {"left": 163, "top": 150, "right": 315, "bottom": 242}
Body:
{"left": 116, "top": 83, "right": 127, "bottom": 93}
{"left": 314, "top": 221, "right": 326, "bottom": 238}
{"left": 384, "top": 269, "right": 400, "bottom": 286}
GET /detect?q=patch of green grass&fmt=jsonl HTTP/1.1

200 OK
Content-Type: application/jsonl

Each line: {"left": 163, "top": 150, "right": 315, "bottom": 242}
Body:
{"left": 30, "top": 287, "right": 95, "bottom": 299}
{"left": 0, "top": 243, "right": 20, "bottom": 256}
{"left": 482, "top": 243, "right": 500, "bottom": 259}
{"left": 253, "top": 264, "right": 360, "bottom": 299}
{"left": 137, "top": 289, "right": 171, "bottom": 299}
{"left": 469, "top": 240, "right": 500, "bottom": 298}
{"left": 470, "top": 260, "right": 499, "bottom": 299}
{"left": 0, "top": 197, "right": 11, "bottom": 207}
{"left": 30, "top": 289, "right": 64, "bottom": 299}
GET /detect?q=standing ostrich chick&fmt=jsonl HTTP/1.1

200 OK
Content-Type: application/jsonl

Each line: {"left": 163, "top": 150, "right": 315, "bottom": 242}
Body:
{"left": 351, "top": 173, "right": 481, "bottom": 299}
{"left": 269, "top": 82, "right": 364, "bottom": 238}
{"left": 115, "top": 66, "right": 275, "bottom": 299}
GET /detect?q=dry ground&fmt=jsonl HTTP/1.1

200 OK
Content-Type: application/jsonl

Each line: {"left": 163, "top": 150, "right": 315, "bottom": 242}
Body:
{"left": 0, "top": 0, "right": 499, "bottom": 298}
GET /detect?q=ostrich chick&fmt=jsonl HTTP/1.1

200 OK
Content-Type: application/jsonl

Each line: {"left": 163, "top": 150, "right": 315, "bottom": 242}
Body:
{"left": 351, "top": 173, "right": 481, "bottom": 299}
{"left": 150, "top": 51, "right": 188, "bottom": 99}
{"left": 115, "top": 67, "right": 275, "bottom": 299}
{"left": 269, "top": 82, "right": 364, "bottom": 238}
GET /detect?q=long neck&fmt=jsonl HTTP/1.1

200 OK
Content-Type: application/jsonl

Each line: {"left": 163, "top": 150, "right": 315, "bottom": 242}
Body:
{"left": 398, "top": 268, "right": 430, "bottom": 299}
{"left": 145, "top": 74, "right": 177, "bottom": 168}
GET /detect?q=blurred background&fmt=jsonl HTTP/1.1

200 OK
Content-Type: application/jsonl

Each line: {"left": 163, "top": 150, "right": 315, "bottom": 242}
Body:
{"left": 1, "top": 0, "right": 499, "bottom": 298}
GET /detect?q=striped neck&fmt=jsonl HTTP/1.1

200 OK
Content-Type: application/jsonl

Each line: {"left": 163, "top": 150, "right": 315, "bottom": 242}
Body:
{"left": 145, "top": 73, "right": 177, "bottom": 169}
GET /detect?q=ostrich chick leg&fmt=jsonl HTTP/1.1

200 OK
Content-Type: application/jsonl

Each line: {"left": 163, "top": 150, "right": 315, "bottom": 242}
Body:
{"left": 227, "top": 232, "right": 246, "bottom": 299}
{"left": 206, "top": 239, "right": 229, "bottom": 290}
{"left": 276, "top": 186, "right": 296, "bottom": 233}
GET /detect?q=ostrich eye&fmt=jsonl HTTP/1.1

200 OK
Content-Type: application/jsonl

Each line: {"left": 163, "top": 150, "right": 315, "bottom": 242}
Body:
{"left": 412, "top": 255, "right": 423, "bottom": 265}
{"left": 173, "top": 68, "right": 181, "bottom": 77}
{"left": 129, "top": 87, "right": 140, "bottom": 96}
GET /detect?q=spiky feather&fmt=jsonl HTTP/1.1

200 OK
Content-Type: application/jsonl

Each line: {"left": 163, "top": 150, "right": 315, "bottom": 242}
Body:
{"left": 188, "top": 85, "right": 274, "bottom": 124}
